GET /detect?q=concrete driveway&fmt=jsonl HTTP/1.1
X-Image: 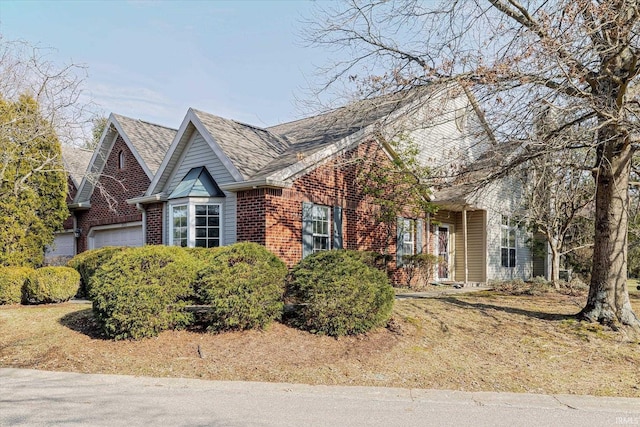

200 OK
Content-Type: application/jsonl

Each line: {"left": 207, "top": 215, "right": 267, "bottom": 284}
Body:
{"left": 1, "top": 368, "right": 639, "bottom": 426}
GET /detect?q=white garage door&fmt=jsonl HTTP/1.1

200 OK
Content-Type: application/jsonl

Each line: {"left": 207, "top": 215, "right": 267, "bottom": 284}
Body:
{"left": 46, "top": 232, "right": 75, "bottom": 259}
{"left": 92, "top": 226, "right": 143, "bottom": 249}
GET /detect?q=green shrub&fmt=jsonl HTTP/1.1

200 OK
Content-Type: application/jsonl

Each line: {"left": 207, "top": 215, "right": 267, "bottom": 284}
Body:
{"left": 90, "top": 245, "right": 199, "bottom": 340}
{"left": 67, "top": 246, "right": 127, "bottom": 297}
{"left": 23, "top": 266, "right": 80, "bottom": 304}
{"left": 0, "top": 266, "right": 34, "bottom": 305}
{"left": 286, "top": 250, "right": 395, "bottom": 337}
{"left": 194, "top": 242, "right": 287, "bottom": 332}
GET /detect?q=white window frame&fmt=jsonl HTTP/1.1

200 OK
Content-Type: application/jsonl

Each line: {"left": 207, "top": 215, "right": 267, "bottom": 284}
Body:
{"left": 118, "top": 150, "right": 125, "bottom": 169}
{"left": 312, "top": 204, "right": 331, "bottom": 253}
{"left": 401, "top": 218, "right": 416, "bottom": 259}
{"left": 501, "top": 215, "right": 517, "bottom": 268}
{"left": 168, "top": 198, "right": 223, "bottom": 248}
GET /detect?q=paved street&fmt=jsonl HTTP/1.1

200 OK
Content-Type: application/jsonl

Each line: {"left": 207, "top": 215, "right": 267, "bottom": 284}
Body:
{"left": 1, "top": 368, "right": 639, "bottom": 426}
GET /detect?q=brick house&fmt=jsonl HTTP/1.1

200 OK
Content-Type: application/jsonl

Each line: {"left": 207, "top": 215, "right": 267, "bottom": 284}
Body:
{"left": 67, "top": 114, "right": 176, "bottom": 253}
{"left": 64, "top": 87, "right": 548, "bottom": 284}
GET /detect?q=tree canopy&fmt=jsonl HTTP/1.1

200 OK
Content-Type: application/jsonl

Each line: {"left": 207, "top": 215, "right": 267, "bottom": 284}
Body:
{"left": 307, "top": 0, "right": 640, "bottom": 329}
{"left": 0, "top": 94, "right": 68, "bottom": 267}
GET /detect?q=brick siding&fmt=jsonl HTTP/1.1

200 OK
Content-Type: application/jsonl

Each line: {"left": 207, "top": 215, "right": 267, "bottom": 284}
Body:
{"left": 75, "top": 136, "right": 150, "bottom": 252}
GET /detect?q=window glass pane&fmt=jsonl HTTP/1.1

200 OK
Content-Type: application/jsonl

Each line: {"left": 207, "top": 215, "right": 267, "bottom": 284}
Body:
{"left": 195, "top": 228, "right": 206, "bottom": 238}
{"left": 311, "top": 205, "right": 330, "bottom": 253}
{"left": 501, "top": 248, "right": 509, "bottom": 267}
{"left": 195, "top": 205, "right": 207, "bottom": 215}
{"left": 208, "top": 205, "right": 220, "bottom": 216}
{"left": 208, "top": 238, "right": 219, "bottom": 248}
{"left": 195, "top": 239, "right": 206, "bottom": 248}
{"left": 208, "top": 217, "right": 219, "bottom": 227}
{"left": 509, "top": 249, "right": 516, "bottom": 267}
{"left": 195, "top": 217, "right": 206, "bottom": 227}
{"left": 209, "top": 228, "right": 220, "bottom": 238}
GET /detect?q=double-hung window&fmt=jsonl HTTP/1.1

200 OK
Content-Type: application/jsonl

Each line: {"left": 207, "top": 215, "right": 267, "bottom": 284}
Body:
{"left": 302, "top": 202, "right": 343, "bottom": 258}
{"left": 170, "top": 201, "right": 222, "bottom": 248}
{"left": 311, "top": 205, "right": 330, "bottom": 253}
{"left": 397, "top": 217, "right": 423, "bottom": 266}
{"left": 172, "top": 205, "right": 188, "bottom": 247}
{"left": 501, "top": 215, "right": 517, "bottom": 268}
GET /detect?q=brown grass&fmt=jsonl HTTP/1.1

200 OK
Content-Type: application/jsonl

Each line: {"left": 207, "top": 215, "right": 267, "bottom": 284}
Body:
{"left": 1, "top": 290, "right": 639, "bottom": 397}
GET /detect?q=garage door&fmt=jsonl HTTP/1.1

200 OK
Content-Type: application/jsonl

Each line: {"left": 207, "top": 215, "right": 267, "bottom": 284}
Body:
{"left": 46, "top": 232, "right": 75, "bottom": 259}
{"left": 91, "top": 225, "right": 143, "bottom": 249}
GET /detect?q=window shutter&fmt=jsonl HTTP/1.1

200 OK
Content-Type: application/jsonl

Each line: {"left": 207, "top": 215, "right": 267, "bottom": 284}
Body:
{"left": 416, "top": 219, "right": 424, "bottom": 254}
{"left": 302, "top": 202, "right": 313, "bottom": 258}
{"left": 396, "top": 217, "right": 404, "bottom": 267}
{"left": 333, "top": 206, "right": 343, "bottom": 249}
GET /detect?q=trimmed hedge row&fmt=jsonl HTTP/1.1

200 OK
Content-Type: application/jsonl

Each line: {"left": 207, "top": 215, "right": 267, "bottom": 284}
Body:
{"left": 67, "top": 243, "right": 394, "bottom": 340}
{"left": 67, "top": 246, "right": 127, "bottom": 297}
{"left": 0, "top": 267, "right": 34, "bottom": 304}
{"left": 0, "top": 266, "right": 79, "bottom": 305}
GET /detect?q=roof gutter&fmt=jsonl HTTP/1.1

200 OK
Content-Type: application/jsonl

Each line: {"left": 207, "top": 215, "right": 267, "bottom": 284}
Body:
{"left": 68, "top": 201, "right": 91, "bottom": 211}
{"left": 126, "top": 193, "right": 167, "bottom": 206}
{"left": 219, "top": 179, "right": 292, "bottom": 192}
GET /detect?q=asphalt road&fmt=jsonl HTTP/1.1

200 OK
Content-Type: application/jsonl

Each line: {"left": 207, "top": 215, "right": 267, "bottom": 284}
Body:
{"left": 1, "top": 368, "right": 639, "bottom": 426}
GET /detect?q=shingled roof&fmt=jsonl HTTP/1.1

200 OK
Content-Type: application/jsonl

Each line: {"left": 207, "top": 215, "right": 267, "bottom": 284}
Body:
{"left": 111, "top": 114, "right": 178, "bottom": 175}
{"left": 60, "top": 145, "right": 93, "bottom": 187}
{"left": 190, "top": 109, "right": 290, "bottom": 181}
{"left": 251, "top": 88, "right": 429, "bottom": 180}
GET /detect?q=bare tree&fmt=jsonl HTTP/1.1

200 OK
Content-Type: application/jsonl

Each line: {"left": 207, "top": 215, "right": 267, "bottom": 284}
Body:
{"left": 306, "top": 0, "right": 640, "bottom": 329}
{"left": 518, "top": 149, "right": 594, "bottom": 286}
{"left": 0, "top": 36, "right": 96, "bottom": 265}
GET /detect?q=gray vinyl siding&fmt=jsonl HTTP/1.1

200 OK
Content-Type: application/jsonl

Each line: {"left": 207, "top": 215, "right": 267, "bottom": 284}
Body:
{"left": 166, "top": 132, "right": 235, "bottom": 195}
{"left": 163, "top": 131, "right": 238, "bottom": 246}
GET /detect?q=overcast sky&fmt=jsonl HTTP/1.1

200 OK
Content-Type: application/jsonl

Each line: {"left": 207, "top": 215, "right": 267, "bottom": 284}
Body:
{"left": 0, "top": 0, "right": 329, "bottom": 129}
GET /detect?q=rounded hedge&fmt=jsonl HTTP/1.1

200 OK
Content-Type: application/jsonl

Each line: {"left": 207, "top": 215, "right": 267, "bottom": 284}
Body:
{"left": 23, "top": 266, "right": 80, "bottom": 304}
{"left": 67, "top": 246, "right": 127, "bottom": 297}
{"left": 0, "top": 266, "right": 34, "bottom": 305}
{"left": 90, "top": 245, "right": 200, "bottom": 340}
{"left": 194, "top": 242, "right": 287, "bottom": 332}
{"left": 286, "top": 250, "right": 395, "bottom": 337}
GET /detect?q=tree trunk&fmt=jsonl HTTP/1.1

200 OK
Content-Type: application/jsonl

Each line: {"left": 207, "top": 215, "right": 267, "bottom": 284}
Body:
{"left": 550, "top": 244, "right": 560, "bottom": 289}
{"left": 579, "top": 132, "right": 640, "bottom": 328}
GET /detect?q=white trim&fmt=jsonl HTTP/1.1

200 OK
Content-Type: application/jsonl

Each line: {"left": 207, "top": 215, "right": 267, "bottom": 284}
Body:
{"left": 167, "top": 198, "right": 224, "bottom": 248}
{"left": 110, "top": 117, "right": 154, "bottom": 180}
{"left": 436, "top": 224, "right": 452, "bottom": 280}
{"left": 147, "top": 109, "right": 244, "bottom": 197}
{"left": 74, "top": 113, "right": 154, "bottom": 205}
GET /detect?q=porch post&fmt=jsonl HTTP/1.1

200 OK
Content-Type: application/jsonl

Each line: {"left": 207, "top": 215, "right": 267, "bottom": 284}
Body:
{"left": 463, "top": 206, "right": 468, "bottom": 284}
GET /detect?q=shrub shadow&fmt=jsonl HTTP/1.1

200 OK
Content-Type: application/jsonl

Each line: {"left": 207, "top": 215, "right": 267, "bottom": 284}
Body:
{"left": 59, "top": 307, "right": 108, "bottom": 340}
{"left": 440, "top": 297, "right": 576, "bottom": 322}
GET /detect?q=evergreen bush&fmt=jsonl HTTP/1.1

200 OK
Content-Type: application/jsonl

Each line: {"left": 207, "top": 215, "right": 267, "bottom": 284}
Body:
{"left": 0, "top": 266, "right": 34, "bottom": 304}
{"left": 67, "top": 246, "right": 127, "bottom": 297}
{"left": 194, "top": 242, "right": 287, "bottom": 332}
{"left": 286, "top": 250, "right": 395, "bottom": 337}
{"left": 22, "top": 266, "right": 80, "bottom": 304}
{"left": 90, "top": 245, "right": 199, "bottom": 340}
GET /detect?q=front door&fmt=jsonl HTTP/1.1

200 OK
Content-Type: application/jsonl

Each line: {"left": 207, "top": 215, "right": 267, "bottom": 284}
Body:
{"left": 437, "top": 225, "right": 450, "bottom": 280}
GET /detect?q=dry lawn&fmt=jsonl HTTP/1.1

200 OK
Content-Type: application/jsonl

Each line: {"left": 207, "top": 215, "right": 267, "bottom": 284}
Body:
{"left": 1, "top": 289, "right": 639, "bottom": 397}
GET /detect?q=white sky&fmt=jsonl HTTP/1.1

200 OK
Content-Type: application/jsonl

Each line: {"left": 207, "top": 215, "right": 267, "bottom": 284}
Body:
{"left": 0, "top": 0, "right": 328, "bottom": 129}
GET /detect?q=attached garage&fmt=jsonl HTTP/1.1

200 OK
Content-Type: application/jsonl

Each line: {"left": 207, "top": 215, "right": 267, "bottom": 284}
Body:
{"left": 45, "top": 231, "right": 76, "bottom": 260}
{"left": 89, "top": 222, "right": 143, "bottom": 249}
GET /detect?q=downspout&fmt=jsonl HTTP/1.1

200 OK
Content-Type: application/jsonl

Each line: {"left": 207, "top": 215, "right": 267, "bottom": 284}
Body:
{"left": 463, "top": 206, "right": 468, "bottom": 284}
{"left": 135, "top": 203, "right": 146, "bottom": 245}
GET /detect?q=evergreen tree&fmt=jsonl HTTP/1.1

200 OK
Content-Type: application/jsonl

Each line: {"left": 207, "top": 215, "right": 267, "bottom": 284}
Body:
{"left": 0, "top": 95, "right": 68, "bottom": 267}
